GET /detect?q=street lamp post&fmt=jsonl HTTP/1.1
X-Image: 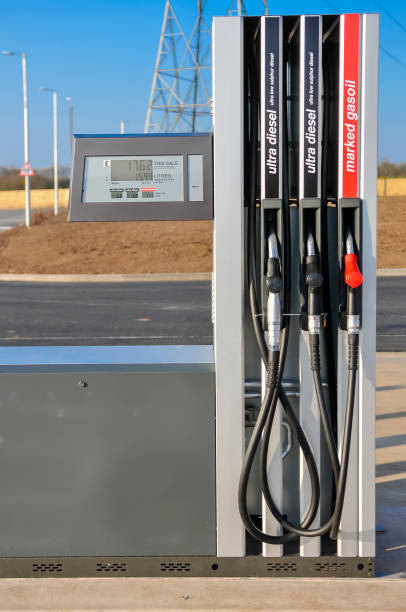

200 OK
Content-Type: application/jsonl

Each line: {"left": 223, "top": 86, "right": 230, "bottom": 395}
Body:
{"left": 2, "top": 50, "right": 31, "bottom": 227}
{"left": 65, "top": 97, "right": 73, "bottom": 163}
{"left": 120, "top": 120, "right": 130, "bottom": 134}
{"left": 40, "top": 87, "right": 58, "bottom": 215}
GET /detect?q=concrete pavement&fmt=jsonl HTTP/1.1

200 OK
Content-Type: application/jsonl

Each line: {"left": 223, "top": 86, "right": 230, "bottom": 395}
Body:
{"left": 376, "top": 353, "right": 406, "bottom": 578}
{"left": 0, "top": 353, "right": 403, "bottom": 610}
{"left": 0, "top": 575, "right": 404, "bottom": 611}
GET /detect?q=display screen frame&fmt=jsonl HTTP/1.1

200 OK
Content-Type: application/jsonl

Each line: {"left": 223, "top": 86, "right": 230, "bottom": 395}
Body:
{"left": 69, "top": 133, "right": 213, "bottom": 222}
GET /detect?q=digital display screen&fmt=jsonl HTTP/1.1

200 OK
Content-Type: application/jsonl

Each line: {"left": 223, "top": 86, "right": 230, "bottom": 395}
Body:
{"left": 111, "top": 159, "right": 153, "bottom": 182}
{"left": 82, "top": 154, "right": 184, "bottom": 203}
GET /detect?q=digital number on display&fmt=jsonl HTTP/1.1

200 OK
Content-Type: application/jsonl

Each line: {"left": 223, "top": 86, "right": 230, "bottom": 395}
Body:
{"left": 111, "top": 159, "right": 154, "bottom": 182}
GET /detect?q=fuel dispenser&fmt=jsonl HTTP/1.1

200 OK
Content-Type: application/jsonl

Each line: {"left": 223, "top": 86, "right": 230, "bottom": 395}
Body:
{"left": 0, "top": 13, "right": 378, "bottom": 578}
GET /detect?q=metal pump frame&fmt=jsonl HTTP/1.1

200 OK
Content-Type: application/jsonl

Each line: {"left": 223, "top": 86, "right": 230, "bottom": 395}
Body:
{"left": 214, "top": 13, "right": 378, "bottom": 572}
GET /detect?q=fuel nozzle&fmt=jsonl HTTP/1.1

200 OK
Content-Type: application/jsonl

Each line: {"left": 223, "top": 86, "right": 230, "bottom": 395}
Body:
{"left": 345, "top": 232, "right": 361, "bottom": 345}
{"left": 344, "top": 232, "right": 363, "bottom": 289}
{"left": 305, "top": 233, "right": 323, "bottom": 292}
{"left": 266, "top": 232, "right": 282, "bottom": 352}
{"left": 305, "top": 232, "right": 323, "bottom": 340}
{"left": 266, "top": 234, "right": 283, "bottom": 294}
{"left": 307, "top": 233, "right": 316, "bottom": 257}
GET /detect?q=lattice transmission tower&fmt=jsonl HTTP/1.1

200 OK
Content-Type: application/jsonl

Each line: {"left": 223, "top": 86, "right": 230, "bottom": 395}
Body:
{"left": 226, "top": 1, "right": 268, "bottom": 15}
{"left": 144, "top": 0, "right": 211, "bottom": 133}
{"left": 144, "top": 0, "right": 269, "bottom": 133}
{"left": 226, "top": 0, "right": 247, "bottom": 15}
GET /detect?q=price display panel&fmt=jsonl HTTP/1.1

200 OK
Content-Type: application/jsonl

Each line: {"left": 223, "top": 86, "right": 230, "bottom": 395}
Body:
{"left": 69, "top": 133, "right": 213, "bottom": 221}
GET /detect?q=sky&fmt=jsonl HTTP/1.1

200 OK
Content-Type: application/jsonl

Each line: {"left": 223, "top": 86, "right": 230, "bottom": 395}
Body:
{"left": 0, "top": 0, "right": 405, "bottom": 168}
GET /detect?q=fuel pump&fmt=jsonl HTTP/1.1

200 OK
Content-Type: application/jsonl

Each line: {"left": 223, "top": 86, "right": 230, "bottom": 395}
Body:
{"left": 237, "top": 13, "right": 371, "bottom": 549}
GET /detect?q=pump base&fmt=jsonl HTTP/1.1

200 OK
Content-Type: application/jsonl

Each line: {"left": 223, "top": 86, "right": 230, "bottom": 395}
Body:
{"left": 0, "top": 556, "right": 374, "bottom": 578}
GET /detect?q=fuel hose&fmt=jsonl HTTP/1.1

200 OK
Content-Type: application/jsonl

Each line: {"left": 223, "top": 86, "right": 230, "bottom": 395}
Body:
{"left": 238, "top": 32, "right": 362, "bottom": 543}
{"left": 238, "top": 37, "right": 321, "bottom": 544}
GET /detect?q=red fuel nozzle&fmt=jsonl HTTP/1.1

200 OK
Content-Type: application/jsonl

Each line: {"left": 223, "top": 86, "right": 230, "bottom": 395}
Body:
{"left": 344, "top": 253, "right": 363, "bottom": 288}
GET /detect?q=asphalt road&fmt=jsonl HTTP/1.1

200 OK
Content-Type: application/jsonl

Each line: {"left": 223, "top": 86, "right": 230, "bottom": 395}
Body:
{"left": 0, "top": 281, "right": 212, "bottom": 346}
{"left": 0, "top": 277, "right": 403, "bottom": 350}
{"left": 377, "top": 276, "right": 406, "bottom": 351}
{"left": 0, "top": 209, "right": 25, "bottom": 231}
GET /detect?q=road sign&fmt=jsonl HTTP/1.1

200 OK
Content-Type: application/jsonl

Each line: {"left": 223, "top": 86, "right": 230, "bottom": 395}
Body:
{"left": 19, "top": 162, "right": 35, "bottom": 177}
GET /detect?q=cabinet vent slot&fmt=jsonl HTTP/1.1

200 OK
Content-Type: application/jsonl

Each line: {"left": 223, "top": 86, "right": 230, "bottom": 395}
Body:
{"left": 314, "top": 562, "right": 346, "bottom": 573}
{"left": 96, "top": 562, "right": 127, "bottom": 573}
{"left": 32, "top": 562, "right": 63, "bottom": 574}
{"left": 267, "top": 562, "right": 297, "bottom": 573}
{"left": 160, "top": 562, "right": 191, "bottom": 573}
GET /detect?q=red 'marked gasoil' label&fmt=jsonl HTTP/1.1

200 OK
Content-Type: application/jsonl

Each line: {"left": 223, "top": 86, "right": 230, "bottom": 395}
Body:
{"left": 342, "top": 13, "right": 360, "bottom": 198}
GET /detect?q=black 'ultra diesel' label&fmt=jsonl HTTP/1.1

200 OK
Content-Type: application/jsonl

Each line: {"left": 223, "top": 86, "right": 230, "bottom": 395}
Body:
{"left": 262, "top": 17, "right": 281, "bottom": 199}
{"left": 302, "top": 16, "right": 320, "bottom": 198}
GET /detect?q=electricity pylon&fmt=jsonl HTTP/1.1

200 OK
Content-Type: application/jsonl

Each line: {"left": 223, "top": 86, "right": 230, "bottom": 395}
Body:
{"left": 144, "top": 0, "right": 211, "bottom": 133}
{"left": 226, "top": 1, "right": 268, "bottom": 15}
{"left": 226, "top": 0, "right": 247, "bottom": 15}
{"left": 144, "top": 0, "right": 269, "bottom": 133}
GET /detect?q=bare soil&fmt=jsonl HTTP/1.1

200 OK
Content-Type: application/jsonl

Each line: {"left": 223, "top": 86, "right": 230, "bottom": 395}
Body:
{"left": 0, "top": 212, "right": 212, "bottom": 274}
{"left": 377, "top": 196, "right": 406, "bottom": 268}
{"left": 0, "top": 197, "right": 403, "bottom": 273}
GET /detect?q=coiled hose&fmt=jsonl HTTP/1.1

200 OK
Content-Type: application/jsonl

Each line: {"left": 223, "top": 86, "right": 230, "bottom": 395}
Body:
{"left": 237, "top": 35, "right": 359, "bottom": 543}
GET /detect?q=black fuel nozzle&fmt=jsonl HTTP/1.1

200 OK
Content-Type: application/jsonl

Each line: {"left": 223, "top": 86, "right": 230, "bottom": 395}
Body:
{"left": 305, "top": 232, "right": 323, "bottom": 370}
{"left": 305, "top": 233, "right": 323, "bottom": 295}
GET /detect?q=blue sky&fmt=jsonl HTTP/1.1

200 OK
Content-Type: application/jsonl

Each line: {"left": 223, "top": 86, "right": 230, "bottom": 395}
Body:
{"left": 0, "top": 0, "right": 405, "bottom": 168}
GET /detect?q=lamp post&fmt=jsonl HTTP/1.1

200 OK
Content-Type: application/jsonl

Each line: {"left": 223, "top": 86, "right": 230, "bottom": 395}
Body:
{"left": 120, "top": 120, "right": 130, "bottom": 134}
{"left": 40, "top": 87, "right": 58, "bottom": 215}
{"left": 65, "top": 97, "right": 73, "bottom": 164}
{"left": 2, "top": 50, "right": 31, "bottom": 227}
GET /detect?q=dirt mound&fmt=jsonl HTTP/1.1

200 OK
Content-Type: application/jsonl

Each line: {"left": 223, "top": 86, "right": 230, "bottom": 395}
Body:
{"left": 0, "top": 210, "right": 212, "bottom": 274}
{"left": 378, "top": 196, "right": 406, "bottom": 268}
{"left": 0, "top": 196, "right": 403, "bottom": 273}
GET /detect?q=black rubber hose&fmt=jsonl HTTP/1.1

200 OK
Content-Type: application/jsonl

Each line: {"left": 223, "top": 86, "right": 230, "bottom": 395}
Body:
{"left": 310, "top": 333, "right": 340, "bottom": 486}
{"left": 238, "top": 37, "right": 291, "bottom": 545}
{"left": 313, "top": 368, "right": 340, "bottom": 486}
{"left": 259, "top": 310, "right": 321, "bottom": 538}
{"left": 238, "top": 37, "right": 322, "bottom": 543}
{"left": 238, "top": 354, "right": 288, "bottom": 544}
{"left": 259, "top": 263, "right": 340, "bottom": 538}
{"left": 261, "top": 330, "right": 357, "bottom": 539}
{"left": 258, "top": 239, "right": 338, "bottom": 536}
{"left": 238, "top": 37, "right": 291, "bottom": 544}
{"left": 238, "top": 38, "right": 288, "bottom": 545}
{"left": 329, "top": 339, "right": 358, "bottom": 539}
{"left": 260, "top": 338, "right": 341, "bottom": 539}
{"left": 260, "top": 365, "right": 321, "bottom": 533}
